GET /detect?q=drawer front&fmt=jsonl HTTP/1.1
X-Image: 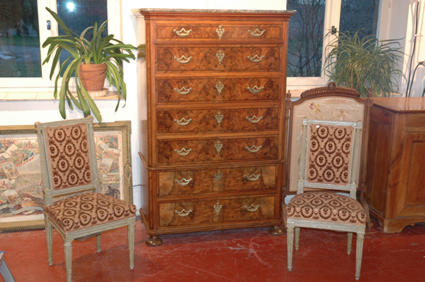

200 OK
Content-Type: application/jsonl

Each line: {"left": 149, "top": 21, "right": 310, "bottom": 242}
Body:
{"left": 157, "top": 137, "right": 279, "bottom": 164}
{"left": 156, "top": 47, "right": 281, "bottom": 72}
{"left": 157, "top": 107, "right": 279, "bottom": 133}
{"left": 159, "top": 196, "right": 276, "bottom": 227}
{"left": 157, "top": 77, "right": 281, "bottom": 103}
{"left": 158, "top": 165, "right": 277, "bottom": 197}
{"left": 154, "top": 23, "right": 283, "bottom": 41}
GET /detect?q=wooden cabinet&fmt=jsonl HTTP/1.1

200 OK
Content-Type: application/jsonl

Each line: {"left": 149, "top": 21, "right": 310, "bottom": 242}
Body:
{"left": 366, "top": 97, "right": 425, "bottom": 233}
{"left": 138, "top": 9, "right": 293, "bottom": 245}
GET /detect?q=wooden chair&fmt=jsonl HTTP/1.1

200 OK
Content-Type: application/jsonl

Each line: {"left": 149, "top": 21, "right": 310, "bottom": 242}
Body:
{"left": 35, "top": 117, "right": 136, "bottom": 282}
{"left": 284, "top": 85, "right": 368, "bottom": 280}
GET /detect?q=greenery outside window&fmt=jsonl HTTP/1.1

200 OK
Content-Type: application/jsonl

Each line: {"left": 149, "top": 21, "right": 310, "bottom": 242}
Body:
{"left": 287, "top": 0, "right": 380, "bottom": 90}
{"left": 0, "top": 0, "right": 121, "bottom": 90}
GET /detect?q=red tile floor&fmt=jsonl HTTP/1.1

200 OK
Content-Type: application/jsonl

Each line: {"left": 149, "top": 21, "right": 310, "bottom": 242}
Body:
{"left": 1, "top": 219, "right": 424, "bottom": 282}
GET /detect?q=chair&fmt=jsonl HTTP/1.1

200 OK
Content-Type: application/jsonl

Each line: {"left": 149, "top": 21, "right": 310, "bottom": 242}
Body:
{"left": 35, "top": 117, "right": 136, "bottom": 282}
{"left": 0, "top": 251, "right": 15, "bottom": 282}
{"left": 284, "top": 85, "right": 368, "bottom": 280}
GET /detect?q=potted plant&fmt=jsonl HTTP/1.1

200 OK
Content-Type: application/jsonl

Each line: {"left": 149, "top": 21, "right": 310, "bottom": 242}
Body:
{"left": 324, "top": 31, "right": 402, "bottom": 97}
{"left": 42, "top": 7, "right": 137, "bottom": 122}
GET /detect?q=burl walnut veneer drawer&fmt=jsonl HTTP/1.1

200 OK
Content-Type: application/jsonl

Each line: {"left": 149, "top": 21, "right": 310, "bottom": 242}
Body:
{"left": 154, "top": 23, "right": 283, "bottom": 41}
{"left": 156, "top": 46, "right": 281, "bottom": 72}
{"left": 157, "top": 107, "right": 279, "bottom": 133}
{"left": 159, "top": 196, "right": 276, "bottom": 227}
{"left": 158, "top": 166, "right": 277, "bottom": 197}
{"left": 156, "top": 77, "right": 281, "bottom": 103}
{"left": 157, "top": 136, "right": 278, "bottom": 164}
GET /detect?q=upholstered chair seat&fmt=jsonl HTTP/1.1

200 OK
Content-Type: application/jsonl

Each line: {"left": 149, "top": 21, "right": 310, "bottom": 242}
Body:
{"left": 44, "top": 192, "right": 136, "bottom": 232}
{"left": 286, "top": 192, "right": 366, "bottom": 226}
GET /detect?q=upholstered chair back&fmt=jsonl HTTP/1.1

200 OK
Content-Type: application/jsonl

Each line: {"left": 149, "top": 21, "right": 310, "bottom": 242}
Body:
{"left": 297, "top": 119, "right": 362, "bottom": 199}
{"left": 36, "top": 117, "right": 100, "bottom": 205}
{"left": 286, "top": 84, "right": 367, "bottom": 194}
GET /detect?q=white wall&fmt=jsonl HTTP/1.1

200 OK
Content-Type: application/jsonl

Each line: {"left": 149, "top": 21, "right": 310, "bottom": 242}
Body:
{"left": 378, "top": 0, "right": 425, "bottom": 96}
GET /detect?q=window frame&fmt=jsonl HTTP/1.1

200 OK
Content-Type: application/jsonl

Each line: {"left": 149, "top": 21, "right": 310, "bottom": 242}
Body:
{"left": 287, "top": 0, "right": 341, "bottom": 91}
{"left": 0, "top": 0, "right": 122, "bottom": 91}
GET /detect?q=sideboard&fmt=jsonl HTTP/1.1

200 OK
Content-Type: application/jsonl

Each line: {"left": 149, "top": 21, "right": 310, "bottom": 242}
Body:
{"left": 365, "top": 97, "right": 425, "bottom": 233}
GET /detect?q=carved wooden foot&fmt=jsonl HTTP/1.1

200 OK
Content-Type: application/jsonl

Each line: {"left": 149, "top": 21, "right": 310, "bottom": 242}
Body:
{"left": 270, "top": 225, "right": 284, "bottom": 235}
{"left": 145, "top": 235, "right": 163, "bottom": 247}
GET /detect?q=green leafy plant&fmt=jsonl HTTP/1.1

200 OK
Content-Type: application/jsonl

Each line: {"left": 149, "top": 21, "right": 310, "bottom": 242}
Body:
{"left": 42, "top": 7, "right": 137, "bottom": 122}
{"left": 324, "top": 31, "right": 402, "bottom": 97}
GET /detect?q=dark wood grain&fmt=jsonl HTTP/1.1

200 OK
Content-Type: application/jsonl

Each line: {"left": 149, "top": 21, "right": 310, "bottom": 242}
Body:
{"left": 156, "top": 77, "right": 281, "bottom": 103}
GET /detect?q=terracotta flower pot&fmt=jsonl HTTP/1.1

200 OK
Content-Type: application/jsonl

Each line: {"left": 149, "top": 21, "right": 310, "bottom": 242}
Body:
{"left": 79, "top": 63, "right": 107, "bottom": 91}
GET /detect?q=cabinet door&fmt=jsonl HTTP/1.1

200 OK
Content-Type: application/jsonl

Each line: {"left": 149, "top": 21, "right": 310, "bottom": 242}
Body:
{"left": 394, "top": 132, "right": 425, "bottom": 217}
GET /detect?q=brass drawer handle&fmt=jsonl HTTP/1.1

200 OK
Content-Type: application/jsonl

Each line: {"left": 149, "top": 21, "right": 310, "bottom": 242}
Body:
{"left": 246, "top": 115, "right": 263, "bottom": 124}
{"left": 173, "top": 27, "right": 192, "bottom": 37}
{"left": 174, "top": 87, "right": 192, "bottom": 95}
{"left": 247, "top": 54, "right": 265, "bottom": 63}
{"left": 175, "top": 177, "right": 193, "bottom": 186}
{"left": 247, "top": 85, "right": 264, "bottom": 94}
{"left": 216, "top": 25, "right": 225, "bottom": 39}
{"left": 174, "top": 117, "right": 192, "bottom": 126}
{"left": 245, "top": 145, "right": 262, "bottom": 153}
{"left": 174, "top": 55, "right": 192, "bottom": 64}
{"left": 242, "top": 203, "right": 260, "bottom": 212}
{"left": 175, "top": 208, "right": 192, "bottom": 217}
{"left": 243, "top": 173, "right": 261, "bottom": 182}
{"left": 216, "top": 50, "right": 225, "bottom": 64}
{"left": 248, "top": 28, "right": 266, "bottom": 37}
{"left": 174, "top": 147, "right": 192, "bottom": 156}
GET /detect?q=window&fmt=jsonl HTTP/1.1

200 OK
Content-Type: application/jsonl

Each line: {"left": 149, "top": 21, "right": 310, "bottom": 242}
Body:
{"left": 0, "top": 0, "right": 121, "bottom": 90}
{"left": 287, "top": 0, "right": 380, "bottom": 89}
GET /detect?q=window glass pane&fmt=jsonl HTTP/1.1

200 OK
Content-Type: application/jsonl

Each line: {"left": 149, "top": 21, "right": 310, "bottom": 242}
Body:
{"left": 57, "top": 0, "right": 107, "bottom": 36}
{"left": 287, "top": 0, "right": 325, "bottom": 77}
{"left": 0, "top": 0, "right": 40, "bottom": 77}
{"left": 57, "top": 0, "right": 107, "bottom": 65}
{"left": 340, "top": 0, "right": 379, "bottom": 38}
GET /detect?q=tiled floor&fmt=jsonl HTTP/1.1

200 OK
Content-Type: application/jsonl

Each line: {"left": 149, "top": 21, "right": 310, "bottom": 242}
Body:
{"left": 1, "top": 219, "right": 424, "bottom": 282}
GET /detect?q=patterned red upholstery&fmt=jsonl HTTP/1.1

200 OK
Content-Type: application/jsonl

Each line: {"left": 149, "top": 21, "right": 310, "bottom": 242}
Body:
{"left": 45, "top": 123, "right": 92, "bottom": 190}
{"left": 45, "top": 192, "right": 136, "bottom": 232}
{"left": 307, "top": 124, "right": 354, "bottom": 185}
{"left": 286, "top": 192, "right": 366, "bottom": 225}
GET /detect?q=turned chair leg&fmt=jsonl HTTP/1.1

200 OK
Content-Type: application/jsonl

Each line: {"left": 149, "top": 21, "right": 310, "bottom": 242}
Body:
{"left": 128, "top": 222, "right": 135, "bottom": 270}
{"left": 287, "top": 224, "right": 294, "bottom": 271}
{"left": 96, "top": 234, "right": 101, "bottom": 253}
{"left": 45, "top": 219, "right": 53, "bottom": 266}
{"left": 347, "top": 232, "right": 353, "bottom": 255}
{"left": 0, "top": 251, "right": 15, "bottom": 282}
{"left": 355, "top": 232, "right": 365, "bottom": 280}
{"left": 64, "top": 240, "right": 73, "bottom": 282}
{"left": 295, "top": 227, "right": 300, "bottom": 251}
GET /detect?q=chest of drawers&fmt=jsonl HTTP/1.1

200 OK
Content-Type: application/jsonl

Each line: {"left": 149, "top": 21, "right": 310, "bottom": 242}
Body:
{"left": 138, "top": 9, "right": 293, "bottom": 245}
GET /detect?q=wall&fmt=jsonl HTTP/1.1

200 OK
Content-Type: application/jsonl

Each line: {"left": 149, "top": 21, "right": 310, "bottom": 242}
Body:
{"left": 378, "top": 0, "right": 425, "bottom": 96}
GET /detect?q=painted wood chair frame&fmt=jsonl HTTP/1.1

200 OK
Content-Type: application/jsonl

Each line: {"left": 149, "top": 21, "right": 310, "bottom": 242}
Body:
{"left": 0, "top": 251, "right": 15, "bottom": 282}
{"left": 286, "top": 118, "right": 366, "bottom": 280}
{"left": 35, "top": 117, "right": 136, "bottom": 282}
{"left": 284, "top": 85, "right": 370, "bottom": 280}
